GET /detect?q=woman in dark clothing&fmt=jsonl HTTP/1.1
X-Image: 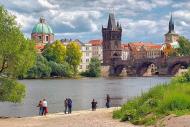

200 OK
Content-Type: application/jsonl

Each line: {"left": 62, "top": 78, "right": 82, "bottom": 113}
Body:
{"left": 106, "top": 94, "right": 111, "bottom": 108}
{"left": 67, "top": 98, "right": 72, "bottom": 114}
{"left": 91, "top": 99, "right": 97, "bottom": 111}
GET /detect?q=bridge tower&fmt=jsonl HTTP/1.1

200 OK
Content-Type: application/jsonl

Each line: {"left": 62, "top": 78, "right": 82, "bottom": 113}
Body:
{"left": 102, "top": 13, "right": 122, "bottom": 65}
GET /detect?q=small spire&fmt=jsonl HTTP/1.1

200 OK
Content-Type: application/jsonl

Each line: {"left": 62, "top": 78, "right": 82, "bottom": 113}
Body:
{"left": 120, "top": 23, "right": 122, "bottom": 29}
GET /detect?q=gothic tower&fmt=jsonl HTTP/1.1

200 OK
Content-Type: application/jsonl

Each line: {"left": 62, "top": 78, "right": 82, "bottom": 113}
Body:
{"left": 164, "top": 13, "right": 179, "bottom": 44}
{"left": 102, "top": 13, "right": 122, "bottom": 65}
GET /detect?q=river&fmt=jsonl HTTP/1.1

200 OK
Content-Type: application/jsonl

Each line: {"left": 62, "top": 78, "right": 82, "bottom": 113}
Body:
{"left": 0, "top": 77, "right": 170, "bottom": 117}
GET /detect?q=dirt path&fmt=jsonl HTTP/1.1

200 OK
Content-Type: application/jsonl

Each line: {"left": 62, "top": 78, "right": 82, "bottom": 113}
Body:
{"left": 0, "top": 108, "right": 141, "bottom": 127}
{"left": 154, "top": 115, "right": 190, "bottom": 127}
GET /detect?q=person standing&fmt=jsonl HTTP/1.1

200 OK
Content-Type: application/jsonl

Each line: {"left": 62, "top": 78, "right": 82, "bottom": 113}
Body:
{"left": 68, "top": 98, "right": 72, "bottom": 114}
{"left": 106, "top": 94, "right": 111, "bottom": 108}
{"left": 64, "top": 98, "right": 68, "bottom": 114}
{"left": 91, "top": 99, "right": 97, "bottom": 111}
{"left": 43, "top": 99, "right": 48, "bottom": 116}
{"left": 37, "top": 100, "right": 43, "bottom": 116}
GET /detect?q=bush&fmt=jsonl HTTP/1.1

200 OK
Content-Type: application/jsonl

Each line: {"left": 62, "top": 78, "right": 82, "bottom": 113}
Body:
{"left": 0, "top": 78, "right": 25, "bottom": 103}
{"left": 49, "top": 61, "right": 73, "bottom": 77}
{"left": 25, "top": 55, "right": 51, "bottom": 78}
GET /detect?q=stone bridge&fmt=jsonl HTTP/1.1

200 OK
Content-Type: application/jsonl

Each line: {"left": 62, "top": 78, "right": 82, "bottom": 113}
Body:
{"left": 110, "top": 56, "right": 190, "bottom": 76}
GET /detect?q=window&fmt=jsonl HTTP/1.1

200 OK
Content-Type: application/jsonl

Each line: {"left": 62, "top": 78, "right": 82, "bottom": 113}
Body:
{"left": 80, "top": 65, "right": 82, "bottom": 69}
{"left": 86, "top": 47, "right": 89, "bottom": 50}
{"left": 86, "top": 65, "right": 89, "bottom": 69}
{"left": 86, "top": 53, "right": 89, "bottom": 56}
{"left": 86, "top": 59, "right": 89, "bottom": 62}
{"left": 38, "top": 36, "right": 42, "bottom": 40}
{"left": 46, "top": 36, "right": 49, "bottom": 41}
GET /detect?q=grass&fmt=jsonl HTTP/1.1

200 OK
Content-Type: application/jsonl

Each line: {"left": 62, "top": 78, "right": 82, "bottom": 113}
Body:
{"left": 113, "top": 69, "right": 190, "bottom": 125}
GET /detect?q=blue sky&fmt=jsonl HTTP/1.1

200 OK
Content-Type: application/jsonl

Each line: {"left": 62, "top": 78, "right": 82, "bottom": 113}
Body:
{"left": 0, "top": 0, "right": 190, "bottom": 44}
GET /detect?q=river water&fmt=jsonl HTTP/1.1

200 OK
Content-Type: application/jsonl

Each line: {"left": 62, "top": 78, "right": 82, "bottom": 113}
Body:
{"left": 0, "top": 77, "right": 170, "bottom": 117}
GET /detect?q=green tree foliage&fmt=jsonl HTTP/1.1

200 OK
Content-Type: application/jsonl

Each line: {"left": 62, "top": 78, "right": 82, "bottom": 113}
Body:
{"left": 66, "top": 41, "right": 82, "bottom": 75}
{"left": 0, "top": 6, "right": 36, "bottom": 77}
{"left": 81, "top": 57, "right": 101, "bottom": 77}
{"left": 177, "top": 36, "right": 190, "bottom": 56}
{"left": 0, "top": 6, "right": 36, "bottom": 102}
{"left": 42, "top": 40, "right": 66, "bottom": 63}
{"left": 26, "top": 55, "right": 51, "bottom": 78}
{"left": 48, "top": 61, "right": 73, "bottom": 77}
{"left": 0, "top": 78, "right": 25, "bottom": 103}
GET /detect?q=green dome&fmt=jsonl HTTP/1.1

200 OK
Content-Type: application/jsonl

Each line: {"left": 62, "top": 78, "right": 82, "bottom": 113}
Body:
{"left": 32, "top": 17, "right": 53, "bottom": 34}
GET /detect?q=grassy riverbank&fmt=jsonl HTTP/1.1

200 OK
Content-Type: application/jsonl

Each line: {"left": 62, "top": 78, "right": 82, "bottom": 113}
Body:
{"left": 113, "top": 69, "right": 190, "bottom": 125}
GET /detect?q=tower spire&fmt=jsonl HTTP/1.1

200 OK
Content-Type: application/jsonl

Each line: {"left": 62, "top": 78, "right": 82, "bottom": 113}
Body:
{"left": 168, "top": 13, "right": 174, "bottom": 33}
{"left": 107, "top": 13, "right": 116, "bottom": 29}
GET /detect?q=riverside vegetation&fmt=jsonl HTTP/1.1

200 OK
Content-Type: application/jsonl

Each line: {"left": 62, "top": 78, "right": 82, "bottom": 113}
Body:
{"left": 0, "top": 6, "right": 36, "bottom": 103}
{"left": 0, "top": 6, "right": 101, "bottom": 104}
{"left": 113, "top": 68, "right": 190, "bottom": 125}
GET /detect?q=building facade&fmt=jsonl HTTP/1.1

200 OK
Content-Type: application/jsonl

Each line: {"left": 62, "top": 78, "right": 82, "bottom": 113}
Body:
{"left": 121, "top": 44, "right": 130, "bottom": 60}
{"left": 88, "top": 39, "right": 103, "bottom": 63}
{"left": 102, "top": 13, "right": 122, "bottom": 65}
{"left": 61, "top": 39, "right": 92, "bottom": 72}
{"left": 31, "top": 17, "right": 54, "bottom": 52}
{"left": 128, "top": 42, "right": 161, "bottom": 60}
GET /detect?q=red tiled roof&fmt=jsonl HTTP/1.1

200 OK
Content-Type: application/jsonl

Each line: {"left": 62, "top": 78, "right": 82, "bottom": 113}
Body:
{"left": 128, "top": 42, "right": 162, "bottom": 50}
{"left": 121, "top": 44, "right": 129, "bottom": 49}
{"left": 89, "top": 39, "right": 102, "bottom": 46}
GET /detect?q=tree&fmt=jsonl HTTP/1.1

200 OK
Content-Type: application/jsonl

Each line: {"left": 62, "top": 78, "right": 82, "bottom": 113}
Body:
{"left": 42, "top": 40, "right": 66, "bottom": 64}
{"left": 0, "top": 78, "right": 25, "bottom": 103}
{"left": 0, "top": 6, "right": 36, "bottom": 77}
{"left": 177, "top": 36, "right": 190, "bottom": 56}
{"left": 0, "top": 6, "right": 36, "bottom": 102}
{"left": 81, "top": 57, "right": 101, "bottom": 77}
{"left": 88, "top": 58, "right": 101, "bottom": 77}
{"left": 66, "top": 41, "right": 82, "bottom": 75}
{"left": 48, "top": 61, "right": 73, "bottom": 77}
{"left": 26, "top": 55, "right": 51, "bottom": 78}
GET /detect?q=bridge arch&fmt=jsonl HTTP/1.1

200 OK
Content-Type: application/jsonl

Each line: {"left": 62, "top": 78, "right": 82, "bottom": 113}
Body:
{"left": 114, "top": 65, "right": 126, "bottom": 76}
{"left": 168, "top": 61, "right": 189, "bottom": 75}
{"left": 136, "top": 62, "right": 158, "bottom": 76}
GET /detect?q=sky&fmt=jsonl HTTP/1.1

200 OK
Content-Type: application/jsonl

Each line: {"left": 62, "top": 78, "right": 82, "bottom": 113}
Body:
{"left": 0, "top": 0, "right": 190, "bottom": 44}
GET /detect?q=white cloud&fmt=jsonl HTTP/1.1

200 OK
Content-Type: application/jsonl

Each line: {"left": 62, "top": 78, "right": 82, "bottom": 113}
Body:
{"left": 37, "top": 0, "right": 59, "bottom": 9}
{"left": 1, "top": 0, "right": 190, "bottom": 43}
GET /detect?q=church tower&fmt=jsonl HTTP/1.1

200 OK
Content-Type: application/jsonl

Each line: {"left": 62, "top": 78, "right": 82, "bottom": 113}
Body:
{"left": 102, "top": 13, "right": 122, "bottom": 65}
{"left": 164, "top": 14, "right": 179, "bottom": 44}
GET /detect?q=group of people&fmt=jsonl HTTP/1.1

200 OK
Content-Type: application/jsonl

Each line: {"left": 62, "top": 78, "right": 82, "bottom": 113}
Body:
{"left": 37, "top": 94, "right": 111, "bottom": 116}
{"left": 37, "top": 99, "right": 48, "bottom": 116}
{"left": 91, "top": 94, "right": 111, "bottom": 111}
{"left": 64, "top": 98, "right": 72, "bottom": 114}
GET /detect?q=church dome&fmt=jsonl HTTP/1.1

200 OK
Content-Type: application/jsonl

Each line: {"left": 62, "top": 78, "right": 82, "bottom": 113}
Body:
{"left": 32, "top": 17, "right": 53, "bottom": 34}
